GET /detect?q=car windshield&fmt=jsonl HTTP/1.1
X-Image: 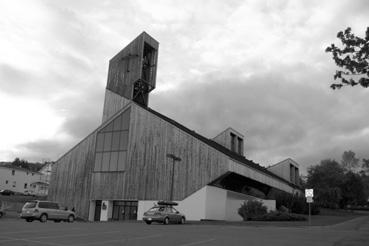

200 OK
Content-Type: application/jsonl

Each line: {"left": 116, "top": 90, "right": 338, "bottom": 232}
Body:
{"left": 148, "top": 207, "right": 165, "bottom": 212}
{"left": 24, "top": 202, "right": 37, "bottom": 209}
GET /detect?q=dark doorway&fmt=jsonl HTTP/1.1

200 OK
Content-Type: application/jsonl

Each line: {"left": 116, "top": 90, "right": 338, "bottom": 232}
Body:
{"left": 94, "top": 200, "right": 102, "bottom": 221}
{"left": 112, "top": 201, "right": 138, "bottom": 221}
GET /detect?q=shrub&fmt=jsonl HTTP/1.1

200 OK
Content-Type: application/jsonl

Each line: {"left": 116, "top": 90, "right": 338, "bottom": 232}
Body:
{"left": 238, "top": 200, "right": 268, "bottom": 221}
{"left": 252, "top": 211, "right": 306, "bottom": 221}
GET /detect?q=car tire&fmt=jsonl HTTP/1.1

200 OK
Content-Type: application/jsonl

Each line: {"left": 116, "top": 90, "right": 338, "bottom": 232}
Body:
{"left": 145, "top": 221, "right": 152, "bottom": 225}
{"left": 67, "top": 215, "right": 75, "bottom": 223}
{"left": 180, "top": 217, "right": 185, "bottom": 224}
{"left": 40, "top": 214, "right": 48, "bottom": 223}
{"left": 163, "top": 217, "right": 169, "bottom": 225}
{"left": 26, "top": 219, "right": 33, "bottom": 222}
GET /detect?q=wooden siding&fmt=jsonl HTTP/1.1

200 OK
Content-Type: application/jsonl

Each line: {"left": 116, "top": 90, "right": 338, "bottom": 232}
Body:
{"left": 48, "top": 131, "right": 97, "bottom": 219}
{"left": 123, "top": 104, "right": 229, "bottom": 201}
{"left": 102, "top": 89, "right": 131, "bottom": 123}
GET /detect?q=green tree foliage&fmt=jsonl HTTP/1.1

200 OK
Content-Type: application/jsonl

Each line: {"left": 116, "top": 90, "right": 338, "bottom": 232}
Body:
{"left": 307, "top": 159, "right": 345, "bottom": 208}
{"left": 341, "top": 150, "right": 359, "bottom": 172}
{"left": 326, "top": 27, "right": 369, "bottom": 89}
{"left": 11, "top": 158, "right": 44, "bottom": 172}
{"left": 341, "top": 172, "right": 366, "bottom": 206}
{"left": 307, "top": 156, "right": 368, "bottom": 208}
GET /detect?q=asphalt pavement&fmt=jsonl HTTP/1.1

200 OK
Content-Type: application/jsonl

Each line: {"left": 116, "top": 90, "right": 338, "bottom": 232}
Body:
{"left": 0, "top": 216, "right": 368, "bottom": 246}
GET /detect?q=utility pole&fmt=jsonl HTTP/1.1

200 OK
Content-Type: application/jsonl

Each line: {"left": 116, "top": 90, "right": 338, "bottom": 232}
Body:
{"left": 166, "top": 153, "right": 181, "bottom": 201}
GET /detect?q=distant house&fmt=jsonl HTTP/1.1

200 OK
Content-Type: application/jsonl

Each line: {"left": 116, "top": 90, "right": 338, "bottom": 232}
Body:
{"left": 0, "top": 164, "right": 43, "bottom": 194}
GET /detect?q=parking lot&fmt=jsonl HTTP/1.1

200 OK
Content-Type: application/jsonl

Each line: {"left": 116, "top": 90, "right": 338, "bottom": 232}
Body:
{"left": 0, "top": 216, "right": 369, "bottom": 246}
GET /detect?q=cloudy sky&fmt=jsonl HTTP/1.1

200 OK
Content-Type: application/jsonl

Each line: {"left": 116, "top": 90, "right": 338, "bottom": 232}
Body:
{"left": 0, "top": 0, "right": 368, "bottom": 173}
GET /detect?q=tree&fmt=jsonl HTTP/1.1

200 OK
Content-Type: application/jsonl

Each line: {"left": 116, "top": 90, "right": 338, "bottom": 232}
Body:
{"left": 341, "top": 172, "right": 366, "bottom": 206}
{"left": 362, "top": 158, "right": 369, "bottom": 174}
{"left": 325, "top": 27, "right": 369, "bottom": 89}
{"left": 341, "top": 150, "right": 359, "bottom": 172}
{"left": 307, "top": 159, "right": 345, "bottom": 208}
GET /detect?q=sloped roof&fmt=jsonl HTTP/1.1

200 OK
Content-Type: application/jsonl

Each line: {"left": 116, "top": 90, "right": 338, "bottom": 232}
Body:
{"left": 136, "top": 103, "right": 300, "bottom": 189}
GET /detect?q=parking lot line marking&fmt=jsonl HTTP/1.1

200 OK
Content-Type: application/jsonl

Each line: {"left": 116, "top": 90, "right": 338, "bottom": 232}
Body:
{"left": 0, "top": 235, "right": 65, "bottom": 246}
{"left": 0, "top": 230, "right": 122, "bottom": 243}
{"left": 70, "top": 233, "right": 162, "bottom": 246}
{"left": 177, "top": 238, "right": 216, "bottom": 246}
{"left": 0, "top": 227, "right": 83, "bottom": 235}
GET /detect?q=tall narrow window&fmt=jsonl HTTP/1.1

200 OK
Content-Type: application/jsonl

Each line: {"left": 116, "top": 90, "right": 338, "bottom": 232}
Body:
{"left": 230, "top": 133, "right": 236, "bottom": 152}
{"left": 295, "top": 167, "right": 299, "bottom": 185}
{"left": 290, "top": 164, "right": 295, "bottom": 183}
{"left": 12, "top": 170, "right": 15, "bottom": 175}
{"left": 237, "top": 137, "right": 243, "bottom": 155}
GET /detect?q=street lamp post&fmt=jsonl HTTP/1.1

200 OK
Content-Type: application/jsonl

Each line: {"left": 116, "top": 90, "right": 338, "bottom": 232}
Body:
{"left": 166, "top": 153, "right": 181, "bottom": 201}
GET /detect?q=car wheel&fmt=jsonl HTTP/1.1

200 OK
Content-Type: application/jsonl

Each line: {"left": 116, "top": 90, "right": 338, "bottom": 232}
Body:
{"left": 67, "top": 215, "right": 75, "bottom": 223}
{"left": 163, "top": 217, "right": 169, "bottom": 225}
{"left": 180, "top": 217, "right": 185, "bottom": 224}
{"left": 26, "top": 219, "right": 33, "bottom": 222}
{"left": 145, "top": 221, "right": 152, "bottom": 225}
{"left": 40, "top": 214, "right": 48, "bottom": 223}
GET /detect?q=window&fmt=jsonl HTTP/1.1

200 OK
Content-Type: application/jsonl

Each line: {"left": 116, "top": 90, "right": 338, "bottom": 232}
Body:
{"left": 24, "top": 202, "right": 36, "bottom": 209}
{"left": 5, "top": 180, "right": 8, "bottom": 184}
{"left": 237, "top": 137, "right": 243, "bottom": 155}
{"left": 12, "top": 170, "right": 15, "bottom": 175}
{"left": 290, "top": 164, "right": 295, "bottom": 183}
{"left": 230, "top": 133, "right": 236, "bottom": 152}
{"left": 32, "top": 173, "right": 34, "bottom": 176}
{"left": 12, "top": 181, "right": 16, "bottom": 187}
{"left": 94, "top": 107, "right": 130, "bottom": 172}
{"left": 24, "top": 183, "right": 28, "bottom": 189}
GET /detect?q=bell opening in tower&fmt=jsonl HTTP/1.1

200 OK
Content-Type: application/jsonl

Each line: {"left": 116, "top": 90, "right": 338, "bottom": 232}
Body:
{"left": 132, "top": 42, "right": 156, "bottom": 107}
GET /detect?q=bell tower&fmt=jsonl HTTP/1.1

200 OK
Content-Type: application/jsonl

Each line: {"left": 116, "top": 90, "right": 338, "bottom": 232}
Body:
{"left": 106, "top": 32, "right": 158, "bottom": 105}
{"left": 102, "top": 32, "right": 159, "bottom": 122}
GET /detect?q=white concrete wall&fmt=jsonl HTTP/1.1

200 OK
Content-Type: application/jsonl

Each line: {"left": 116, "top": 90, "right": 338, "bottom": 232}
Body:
{"left": 177, "top": 186, "right": 207, "bottom": 221}
{"left": 204, "top": 186, "right": 226, "bottom": 220}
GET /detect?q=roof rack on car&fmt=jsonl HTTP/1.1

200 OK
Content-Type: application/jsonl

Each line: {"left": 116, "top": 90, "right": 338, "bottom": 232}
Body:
{"left": 157, "top": 201, "right": 178, "bottom": 206}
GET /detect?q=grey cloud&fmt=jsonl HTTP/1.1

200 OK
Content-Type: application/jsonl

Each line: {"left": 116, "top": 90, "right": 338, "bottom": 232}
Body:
{"left": 16, "top": 139, "right": 72, "bottom": 162}
{"left": 0, "top": 64, "right": 33, "bottom": 95}
{"left": 150, "top": 63, "right": 369, "bottom": 172}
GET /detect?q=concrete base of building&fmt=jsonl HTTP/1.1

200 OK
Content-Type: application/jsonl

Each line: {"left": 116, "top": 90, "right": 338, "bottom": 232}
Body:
{"left": 87, "top": 186, "right": 276, "bottom": 222}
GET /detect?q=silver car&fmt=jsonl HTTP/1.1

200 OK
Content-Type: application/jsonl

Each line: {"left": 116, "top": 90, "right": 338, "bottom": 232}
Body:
{"left": 143, "top": 201, "right": 186, "bottom": 225}
{"left": 20, "top": 201, "right": 75, "bottom": 223}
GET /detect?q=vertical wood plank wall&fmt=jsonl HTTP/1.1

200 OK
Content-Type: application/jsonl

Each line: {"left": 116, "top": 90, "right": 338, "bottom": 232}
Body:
{"left": 124, "top": 104, "right": 229, "bottom": 201}
{"left": 48, "top": 131, "right": 97, "bottom": 219}
{"left": 102, "top": 89, "right": 131, "bottom": 123}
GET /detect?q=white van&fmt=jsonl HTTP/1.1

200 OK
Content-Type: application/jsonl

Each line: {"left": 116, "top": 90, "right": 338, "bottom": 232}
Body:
{"left": 20, "top": 201, "right": 75, "bottom": 223}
